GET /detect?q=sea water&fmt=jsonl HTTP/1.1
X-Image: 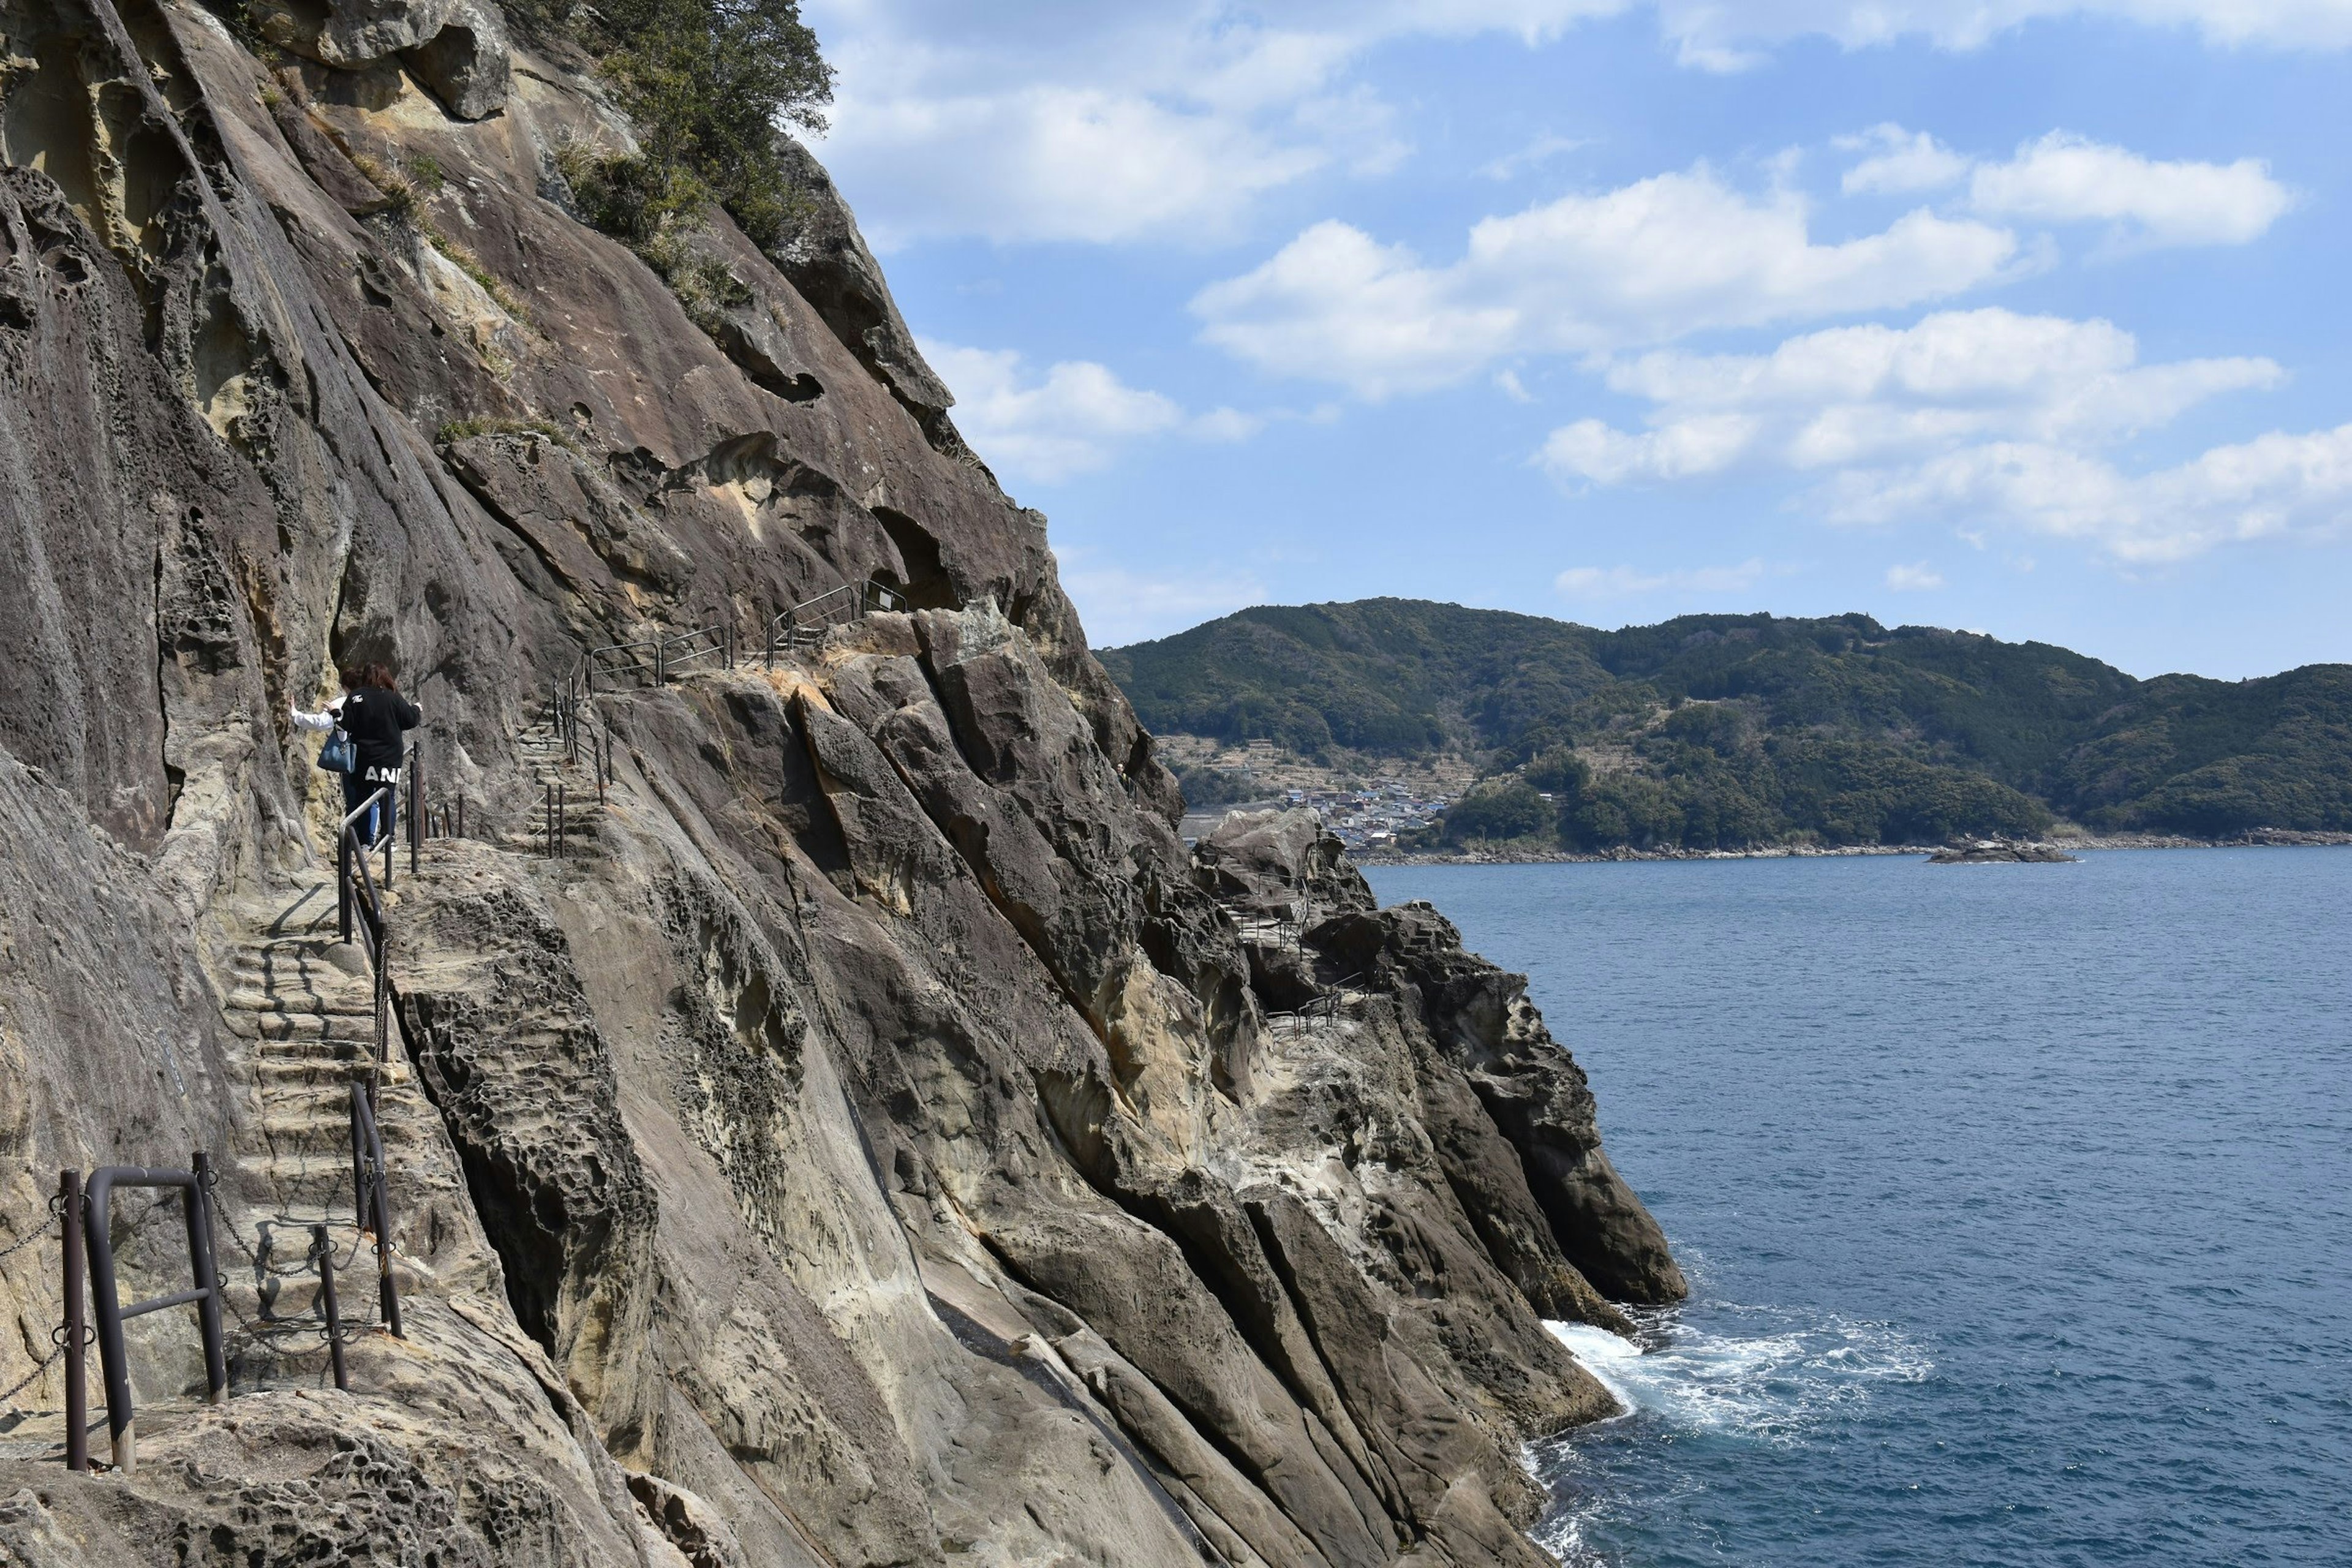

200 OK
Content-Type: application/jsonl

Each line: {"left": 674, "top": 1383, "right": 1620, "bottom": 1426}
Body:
{"left": 1364, "top": 850, "right": 2352, "bottom": 1567}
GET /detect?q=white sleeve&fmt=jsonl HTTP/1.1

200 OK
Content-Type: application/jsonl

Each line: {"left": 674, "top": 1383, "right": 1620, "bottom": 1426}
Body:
{"left": 290, "top": 699, "right": 342, "bottom": 732}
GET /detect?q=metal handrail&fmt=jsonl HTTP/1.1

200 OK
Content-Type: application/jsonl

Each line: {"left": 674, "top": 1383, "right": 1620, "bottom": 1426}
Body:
{"left": 764, "top": 579, "right": 907, "bottom": 664}
{"left": 309, "top": 1224, "right": 349, "bottom": 1392}
{"left": 570, "top": 579, "right": 908, "bottom": 696}
{"left": 74, "top": 1156, "right": 227, "bottom": 1474}
{"left": 336, "top": 788, "right": 394, "bottom": 1063}
{"left": 1267, "top": 971, "right": 1365, "bottom": 1032}
{"left": 347, "top": 1079, "right": 402, "bottom": 1340}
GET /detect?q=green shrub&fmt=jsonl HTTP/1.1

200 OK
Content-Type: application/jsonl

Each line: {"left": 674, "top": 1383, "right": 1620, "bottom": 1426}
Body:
{"left": 1442, "top": 780, "right": 1553, "bottom": 844}
{"left": 526, "top": 0, "right": 831, "bottom": 253}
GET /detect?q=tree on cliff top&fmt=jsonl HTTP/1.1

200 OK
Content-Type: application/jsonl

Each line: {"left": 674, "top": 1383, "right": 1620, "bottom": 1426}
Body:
{"left": 522, "top": 0, "right": 832, "bottom": 251}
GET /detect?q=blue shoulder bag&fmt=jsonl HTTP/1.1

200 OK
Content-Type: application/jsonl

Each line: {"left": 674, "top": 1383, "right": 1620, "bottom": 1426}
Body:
{"left": 317, "top": 728, "right": 357, "bottom": 774}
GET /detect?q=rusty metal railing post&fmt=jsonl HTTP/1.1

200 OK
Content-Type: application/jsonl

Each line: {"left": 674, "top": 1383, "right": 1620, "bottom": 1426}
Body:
{"left": 337, "top": 824, "right": 353, "bottom": 944}
{"left": 187, "top": 1152, "right": 226, "bottom": 1406}
{"left": 312, "top": 1224, "right": 349, "bottom": 1392}
{"left": 60, "top": 1169, "right": 86, "bottom": 1472}
{"left": 556, "top": 780, "right": 567, "bottom": 860}
{"left": 349, "top": 1082, "right": 402, "bottom": 1340}
{"left": 407, "top": 742, "right": 421, "bottom": 877}
{"left": 83, "top": 1163, "right": 226, "bottom": 1474}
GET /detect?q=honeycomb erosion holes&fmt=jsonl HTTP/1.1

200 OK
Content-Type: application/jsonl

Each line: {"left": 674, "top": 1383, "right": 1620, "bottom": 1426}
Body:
{"left": 0, "top": 4, "right": 1681, "bottom": 1564}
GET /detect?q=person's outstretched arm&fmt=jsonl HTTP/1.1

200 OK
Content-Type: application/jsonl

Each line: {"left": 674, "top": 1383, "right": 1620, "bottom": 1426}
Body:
{"left": 290, "top": 699, "right": 344, "bottom": 732}
{"left": 396, "top": 693, "right": 423, "bottom": 729}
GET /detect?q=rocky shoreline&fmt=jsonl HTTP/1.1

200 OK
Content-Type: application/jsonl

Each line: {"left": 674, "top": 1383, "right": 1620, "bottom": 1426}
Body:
{"left": 1359, "top": 828, "right": 2352, "bottom": 868}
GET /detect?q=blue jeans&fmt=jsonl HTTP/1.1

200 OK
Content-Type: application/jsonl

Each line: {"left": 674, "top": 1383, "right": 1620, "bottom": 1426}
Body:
{"left": 342, "top": 771, "right": 398, "bottom": 846}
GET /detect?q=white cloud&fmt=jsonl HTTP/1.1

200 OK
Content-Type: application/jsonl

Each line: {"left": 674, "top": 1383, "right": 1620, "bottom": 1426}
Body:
{"left": 924, "top": 341, "right": 1255, "bottom": 484}
{"left": 1555, "top": 559, "right": 1774, "bottom": 598}
{"left": 1654, "top": 1, "right": 2352, "bottom": 65}
{"left": 1836, "top": 126, "right": 2294, "bottom": 247}
{"left": 1054, "top": 552, "right": 1268, "bottom": 646}
{"left": 1194, "top": 169, "right": 2019, "bottom": 396}
{"left": 1838, "top": 124, "right": 1972, "bottom": 194}
{"left": 1480, "top": 132, "right": 1593, "bottom": 180}
{"left": 805, "top": 2, "right": 2345, "bottom": 248}
{"left": 1885, "top": 561, "right": 1946, "bottom": 589}
{"left": 1537, "top": 307, "right": 2328, "bottom": 563}
{"left": 1539, "top": 307, "right": 2280, "bottom": 485}
{"left": 1967, "top": 132, "right": 2293, "bottom": 247}
{"left": 1818, "top": 424, "right": 2352, "bottom": 562}
{"left": 805, "top": 1, "right": 1631, "bottom": 246}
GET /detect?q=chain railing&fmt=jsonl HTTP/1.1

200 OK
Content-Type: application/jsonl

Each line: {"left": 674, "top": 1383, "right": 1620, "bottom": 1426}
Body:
{"left": 75, "top": 1159, "right": 228, "bottom": 1473}
{"left": 12, "top": 1136, "right": 391, "bottom": 1472}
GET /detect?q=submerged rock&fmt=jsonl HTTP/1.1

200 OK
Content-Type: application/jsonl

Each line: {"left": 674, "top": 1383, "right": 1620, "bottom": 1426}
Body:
{"left": 0, "top": 6, "right": 1678, "bottom": 1562}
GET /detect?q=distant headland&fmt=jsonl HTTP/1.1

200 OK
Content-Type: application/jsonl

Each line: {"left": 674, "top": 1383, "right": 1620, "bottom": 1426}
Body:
{"left": 1103, "top": 600, "right": 2352, "bottom": 859}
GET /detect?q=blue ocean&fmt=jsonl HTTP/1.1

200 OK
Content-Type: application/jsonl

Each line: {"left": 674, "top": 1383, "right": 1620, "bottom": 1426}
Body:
{"left": 1365, "top": 850, "right": 2352, "bottom": 1568}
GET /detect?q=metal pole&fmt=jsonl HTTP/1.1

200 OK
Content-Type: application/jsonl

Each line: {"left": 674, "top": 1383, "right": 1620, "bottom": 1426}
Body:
{"left": 186, "top": 1152, "right": 225, "bottom": 1404}
{"left": 349, "top": 1083, "right": 367, "bottom": 1238}
{"left": 655, "top": 638, "right": 665, "bottom": 687}
{"left": 313, "top": 1224, "right": 348, "bottom": 1392}
{"left": 61, "top": 1169, "right": 85, "bottom": 1472}
{"left": 82, "top": 1180, "right": 133, "bottom": 1474}
{"left": 337, "top": 827, "right": 352, "bottom": 944}
{"left": 408, "top": 744, "right": 421, "bottom": 876}
{"left": 456, "top": 793, "right": 465, "bottom": 840}
{"left": 556, "top": 780, "right": 567, "bottom": 860}
{"left": 356, "top": 1091, "right": 402, "bottom": 1340}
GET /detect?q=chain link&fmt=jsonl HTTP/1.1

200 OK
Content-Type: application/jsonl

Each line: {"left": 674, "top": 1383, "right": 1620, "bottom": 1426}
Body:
{"left": 0, "top": 1209, "right": 59, "bottom": 1270}
{"left": 0, "top": 1342, "right": 62, "bottom": 1411}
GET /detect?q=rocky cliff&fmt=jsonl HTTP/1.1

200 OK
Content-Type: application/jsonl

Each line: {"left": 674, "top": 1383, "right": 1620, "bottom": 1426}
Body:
{"left": 0, "top": 5, "right": 1680, "bottom": 1563}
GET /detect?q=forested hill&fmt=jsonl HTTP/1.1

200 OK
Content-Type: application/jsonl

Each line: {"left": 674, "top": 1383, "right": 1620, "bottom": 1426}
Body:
{"left": 1100, "top": 601, "right": 2352, "bottom": 847}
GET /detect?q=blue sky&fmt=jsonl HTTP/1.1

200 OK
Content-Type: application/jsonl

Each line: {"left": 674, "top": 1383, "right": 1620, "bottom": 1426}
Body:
{"left": 796, "top": 1, "right": 2352, "bottom": 677}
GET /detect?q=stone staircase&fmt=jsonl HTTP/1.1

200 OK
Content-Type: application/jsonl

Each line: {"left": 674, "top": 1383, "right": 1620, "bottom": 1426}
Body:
{"left": 206, "top": 884, "right": 435, "bottom": 1387}
{"left": 511, "top": 700, "right": 607, "bottom": 854}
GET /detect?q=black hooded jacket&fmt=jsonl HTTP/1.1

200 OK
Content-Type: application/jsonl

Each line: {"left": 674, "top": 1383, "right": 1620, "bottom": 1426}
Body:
{"left": 339, "top": 687, "right": 421, "bottom": 779}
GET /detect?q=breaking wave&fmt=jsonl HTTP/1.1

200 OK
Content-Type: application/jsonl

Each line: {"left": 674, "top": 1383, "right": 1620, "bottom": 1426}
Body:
{"left": 1529, "top": 1302, "right": 1932, "bottom": 1564}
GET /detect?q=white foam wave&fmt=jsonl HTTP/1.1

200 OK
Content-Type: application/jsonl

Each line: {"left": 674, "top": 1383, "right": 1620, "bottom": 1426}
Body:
{"left": 1545, "top": 1306, "right": 1931, "bottom": 1444}
{"left": 1532, "top": 1308, "right": 1932, "bottom": 1564}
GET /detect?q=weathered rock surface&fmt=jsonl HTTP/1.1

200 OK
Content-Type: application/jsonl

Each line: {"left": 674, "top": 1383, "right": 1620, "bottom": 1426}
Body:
{"left": 0, "top": 4, "right": 1680, "bottom": 1562}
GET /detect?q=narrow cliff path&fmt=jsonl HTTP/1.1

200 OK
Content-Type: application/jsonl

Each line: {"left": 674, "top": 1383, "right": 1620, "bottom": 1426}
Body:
{"left": 0, "top": 859, "right": 680, "bottom": 1562}
{"left": 206, "top": 881, "right": 431, "bottom": 1390}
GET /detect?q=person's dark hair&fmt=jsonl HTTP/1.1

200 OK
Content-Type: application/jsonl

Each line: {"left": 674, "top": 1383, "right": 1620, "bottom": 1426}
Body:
{"left": 358, "top": 663, "right": 399, "bottom": 692}
{"left": 337, "top": 666, "right": 362, "bottom": 692}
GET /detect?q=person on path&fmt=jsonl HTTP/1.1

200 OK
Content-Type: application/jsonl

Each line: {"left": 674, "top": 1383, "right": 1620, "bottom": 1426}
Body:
{"left": 293, "top": 664, "right": 421, "bottom": 846}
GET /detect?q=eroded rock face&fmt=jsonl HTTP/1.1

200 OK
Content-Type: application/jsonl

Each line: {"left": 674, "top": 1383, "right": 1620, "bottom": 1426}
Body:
{"left": 405, "top": 1, "right": 513, "bottom": 122}
{"left": 0, "top": 4, "right": 1680, "bottom": 1562}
